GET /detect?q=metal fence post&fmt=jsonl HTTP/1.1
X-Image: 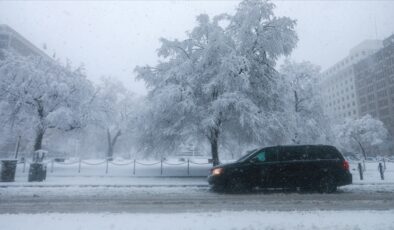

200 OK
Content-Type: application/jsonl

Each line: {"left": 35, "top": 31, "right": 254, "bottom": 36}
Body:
{"left": 379, "top": 163, "right": 384, "bottom": 180}
{"left": 23, "top": 160, "right": 26, "bottom": 173}
{"left": 78, "top": 158, "right": 81, "bottom": 173}
{"left": 187, "top": 159, "right": 190, "bottom": 176}
{"left": 383, "top": 158, "right": 386, "bottom": 170}
{"left": 50, "top": 159, "right": 54, "bottom": 173}
{"left": 133, "top": 159, "right": 136, "bottom": 175}
{"left": 105, "top": 159, "right": 109, "bottom": 174}
{"left": 358, "top": 162, "right": 363, "bottom": 180}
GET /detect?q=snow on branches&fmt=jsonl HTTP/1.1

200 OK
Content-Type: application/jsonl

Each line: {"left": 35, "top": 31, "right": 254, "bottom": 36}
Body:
{"left": 135, "top": 0, "right": 298, "bottom": 165}
{"left": 0, "top": 52, "right": 94, "bottom": 151}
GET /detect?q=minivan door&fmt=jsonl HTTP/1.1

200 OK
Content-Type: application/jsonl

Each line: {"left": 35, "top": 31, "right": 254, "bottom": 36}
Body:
{"left": 276, "top": 146, "right": 309, "bottom": 188}
{"left": 247, "top": 147, "right": 278, "bottom": 188}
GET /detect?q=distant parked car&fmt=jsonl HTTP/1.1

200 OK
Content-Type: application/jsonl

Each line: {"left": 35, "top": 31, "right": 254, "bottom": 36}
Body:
{"left": 208, "top": 145, "right": 352, "bottom": 193}
{"left": 54, "top": 158, "right": 65, "bottom": 163}
{"left": 365, "top": 157, "right": 377, "bottom": 162}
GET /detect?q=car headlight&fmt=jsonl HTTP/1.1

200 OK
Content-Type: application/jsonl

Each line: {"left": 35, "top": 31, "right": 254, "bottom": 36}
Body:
{"left": 212, "top": 167, "right": 224, "bottom": 176}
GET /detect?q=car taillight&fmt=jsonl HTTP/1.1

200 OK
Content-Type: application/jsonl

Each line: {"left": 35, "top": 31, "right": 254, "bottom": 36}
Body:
{"left": 342, "top": 160, "right": 349, "bottom": 171}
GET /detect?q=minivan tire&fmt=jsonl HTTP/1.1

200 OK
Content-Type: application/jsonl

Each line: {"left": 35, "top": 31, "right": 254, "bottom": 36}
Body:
{"left": 317, "top": 175, "right": 337, "bottom": 193}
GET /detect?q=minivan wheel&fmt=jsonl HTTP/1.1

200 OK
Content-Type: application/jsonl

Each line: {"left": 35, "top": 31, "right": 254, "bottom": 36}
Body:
{"left": 317, "top": 175, "right": 337, "bottom": 193}
{"left": 226, "top": 177, "right": 249, "bottom": 193}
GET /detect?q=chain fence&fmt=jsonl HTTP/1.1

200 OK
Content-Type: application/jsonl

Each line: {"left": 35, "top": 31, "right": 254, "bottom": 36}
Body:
{"left": 15, "top": 158, "right": 213, "bottom": 176}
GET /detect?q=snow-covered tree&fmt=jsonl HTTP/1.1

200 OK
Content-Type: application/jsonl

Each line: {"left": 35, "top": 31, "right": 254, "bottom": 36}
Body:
{"left": 0, "top": 52, "right": 94, "bottom": 152}
{"left": 135, "top": 0, "right": 298, "bottom": 165}
{"left": 334, "top": 115, "right": 389, "bottom": 159}
{"left": 280, "top": 60, "right": 331, "bottom": 144}
{"left": 90, "top": 78, "right": 137, "bottom": 160}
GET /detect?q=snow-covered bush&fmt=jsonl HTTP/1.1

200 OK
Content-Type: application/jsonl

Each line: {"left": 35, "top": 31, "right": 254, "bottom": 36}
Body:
{"left": 334, "top": 115, "right": 389, "bottom": 159}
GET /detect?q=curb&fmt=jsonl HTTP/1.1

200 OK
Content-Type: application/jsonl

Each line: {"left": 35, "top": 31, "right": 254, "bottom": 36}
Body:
{"left": 0, "top": 184, "right": 210, "bottom": 188}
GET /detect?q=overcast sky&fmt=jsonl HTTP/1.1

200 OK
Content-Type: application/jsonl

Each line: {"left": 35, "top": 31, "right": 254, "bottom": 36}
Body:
{"left": 0, "top": 1, "right": 393, "bottom": 95}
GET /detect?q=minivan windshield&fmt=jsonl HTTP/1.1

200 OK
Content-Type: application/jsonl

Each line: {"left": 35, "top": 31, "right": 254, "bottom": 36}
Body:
{"left": 237, "top": 148, "right": 259, "bottom": 162}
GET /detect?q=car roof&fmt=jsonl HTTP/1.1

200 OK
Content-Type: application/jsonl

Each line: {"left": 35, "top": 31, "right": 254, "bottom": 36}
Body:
{"left": 268, "top": 144, "right": 333, "bottom": 148}
{"left": 261, "top": 144, "right": 336, "bottom": 150}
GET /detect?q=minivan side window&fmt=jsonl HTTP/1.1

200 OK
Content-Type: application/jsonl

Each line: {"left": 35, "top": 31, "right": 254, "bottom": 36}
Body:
{"left": 278, "top": 146, "right": 308, "bottom": 161}
{"left": 251, "top": 148, "right": 277, "bottom": 162}
{"left": 308, "top": 146, "right": 341, "bottom": 160}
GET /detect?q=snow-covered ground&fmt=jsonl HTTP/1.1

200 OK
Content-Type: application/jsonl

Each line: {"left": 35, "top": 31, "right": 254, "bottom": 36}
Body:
{"left": 9, "top": 160, "right": 394, "bottom": 182}
{"left": 1, "top": 160, "right": 391, "bottom": 189}
{"left": 1, "top": 210, "right": 394, "bottom": 230}
{"left": 349, "top": 161, "right": 394, "bottom": 183}
{"left": 2, "top": 161, "right": 394, "bottom": 229}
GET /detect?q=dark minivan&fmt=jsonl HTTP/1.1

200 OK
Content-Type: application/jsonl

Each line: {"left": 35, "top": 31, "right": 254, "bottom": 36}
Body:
{"left": 208, "top": 145, "right": 352, "bottom": 193}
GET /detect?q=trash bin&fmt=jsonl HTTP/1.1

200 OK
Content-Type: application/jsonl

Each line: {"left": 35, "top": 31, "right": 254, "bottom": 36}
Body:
{"left": 0, "top": 160, "right": 17, "bottom": 182}
{"left": 28, "top": 163, "right": 47, "bottom": 182}
{"left": 28, "top": 150, "right": 47, "bottom": 182}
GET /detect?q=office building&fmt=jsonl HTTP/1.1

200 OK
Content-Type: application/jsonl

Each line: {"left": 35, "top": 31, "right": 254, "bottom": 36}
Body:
{"left": 320, "top": 40, "right": 382, "bottom": 121}
{"left": 354, "top": 34, "right": 394, "bottom": 134}
{"left": 0, "top": 24, "right": 49, "bottom": 58}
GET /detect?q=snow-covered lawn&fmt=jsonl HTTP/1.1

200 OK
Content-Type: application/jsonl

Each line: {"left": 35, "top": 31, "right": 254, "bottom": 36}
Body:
{"left": 1, "top": 210, "right": 394, "bottom": 230}
{"left": 349, "top": 161, "right": 394, "bottom": 183}
{"left": 10, "top": 160, "right": 394, "bottom": 181}
{"left": 2, "top": 160, "right": 393, "bottom": 190}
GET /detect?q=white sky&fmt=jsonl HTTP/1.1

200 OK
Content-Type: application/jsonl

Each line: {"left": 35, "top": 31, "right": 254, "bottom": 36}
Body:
{"left": 0, "top": 0, "right": 393, "bottom": 95}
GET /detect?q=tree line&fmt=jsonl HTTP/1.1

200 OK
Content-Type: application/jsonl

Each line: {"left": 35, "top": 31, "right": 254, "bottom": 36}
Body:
{"left": 0, "top": 0, "right": 390, "bottom": 163}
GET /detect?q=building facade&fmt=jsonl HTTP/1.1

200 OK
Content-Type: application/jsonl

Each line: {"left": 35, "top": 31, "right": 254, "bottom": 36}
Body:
{"left": 0, "top": 25, "right": 51, "bottom": 156}
{"left": 354, "top": 34, "right": 394, "bottom": 134}
{"left": 0, "top": 24, "right": 49, "bottom": 58}
{"left": 320, "top": 40, "right": 382, "bottom": 121}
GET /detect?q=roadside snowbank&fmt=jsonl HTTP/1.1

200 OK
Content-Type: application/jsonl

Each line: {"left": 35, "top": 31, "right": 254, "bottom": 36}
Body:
{"left": 1, "top": 210, "right": 393, "bottom": 230}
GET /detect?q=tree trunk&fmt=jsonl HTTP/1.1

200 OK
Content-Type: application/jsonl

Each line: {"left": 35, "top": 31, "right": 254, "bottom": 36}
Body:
{"left": 293, "top": 90, "right": 300, "bottom": 144}
{"left": 34, "top": 99, "right": 45, "bottom": 152}
{"left": 106, "top": 129, "right": 121, "bottom": 161}
{"left": 353, "top": 136, "right": 367, "bottom": 160}
{"left": 34, "top": 128, "right": 45, "bottom": 151}
{"left": 294, "top": 90, "right": 299, "bottom": 112}
{"left": 209, "top": 128, "right": 220, "bottom": 166}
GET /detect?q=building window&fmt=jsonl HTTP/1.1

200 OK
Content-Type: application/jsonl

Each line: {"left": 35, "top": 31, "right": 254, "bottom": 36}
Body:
{"left": 378, "top": 99, "right": 389, "bottom": 107}
{"left": 380, "top": 108, "right": 389, "bottom": 116}
{"left": 377, "top": 90, "right": 388, "bottom": 98}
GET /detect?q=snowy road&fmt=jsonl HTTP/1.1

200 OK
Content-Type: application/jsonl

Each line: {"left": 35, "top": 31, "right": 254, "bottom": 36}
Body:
{"left": 1, "top": 182, "right": 394, "bottom": 213}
